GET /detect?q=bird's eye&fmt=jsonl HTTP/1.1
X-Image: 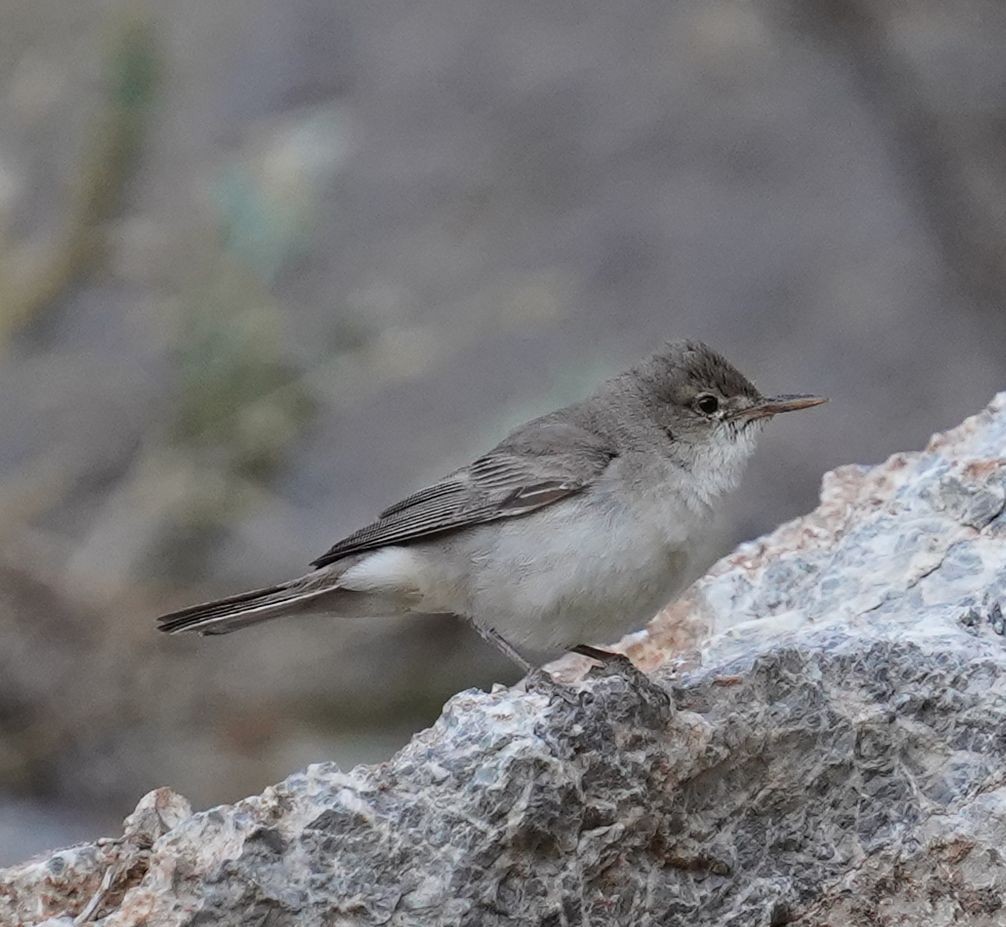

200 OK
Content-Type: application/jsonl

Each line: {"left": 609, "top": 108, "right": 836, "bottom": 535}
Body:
{"left": 695, "top": 394, "right": 720, "bottom": 415}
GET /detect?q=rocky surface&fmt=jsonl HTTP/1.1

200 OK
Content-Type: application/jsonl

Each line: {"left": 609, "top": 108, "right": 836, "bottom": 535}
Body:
{"left": 5, "top": 0, "right": 1006, "bottom": 859}
{"left": 4, "top": 396, "right": 1006, "bottom": 926}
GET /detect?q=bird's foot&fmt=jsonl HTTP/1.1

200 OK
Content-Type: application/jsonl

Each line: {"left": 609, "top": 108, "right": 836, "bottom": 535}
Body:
{"left": 572, "top": 644, "right": 643, "bottom": 680}
{"left": 519, "top": 667, "right": 578, "bottom": 705}
{"left": 572, "top": 643, "right": 671, "bottom": 711}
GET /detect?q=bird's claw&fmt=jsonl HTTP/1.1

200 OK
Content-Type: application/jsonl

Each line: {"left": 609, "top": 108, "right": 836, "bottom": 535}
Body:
{"left": 574, "top": 644, "right": 646, "bottom": 683}
{"left": 573, "top": 644, "right": 672, "bottom": 714}
{"left": 520, "top": 667, "right": 578, "bottom": 705}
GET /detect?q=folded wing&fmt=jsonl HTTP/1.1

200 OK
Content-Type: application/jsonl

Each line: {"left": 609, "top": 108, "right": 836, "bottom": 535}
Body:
{"left": 311, "top": 419, "right": 617, "bottom": 567}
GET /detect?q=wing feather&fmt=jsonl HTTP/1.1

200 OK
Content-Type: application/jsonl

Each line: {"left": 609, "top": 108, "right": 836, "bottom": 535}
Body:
{"left": 378, "top": 481, "right": 466, "bottom": 518}
{"left": 310, "top": 420, "right": 616, "bottom": 568}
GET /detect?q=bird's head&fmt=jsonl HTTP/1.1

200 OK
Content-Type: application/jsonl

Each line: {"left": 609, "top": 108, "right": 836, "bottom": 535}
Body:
{"left": 633, "top": 339, "right": 826, "bottom": 497}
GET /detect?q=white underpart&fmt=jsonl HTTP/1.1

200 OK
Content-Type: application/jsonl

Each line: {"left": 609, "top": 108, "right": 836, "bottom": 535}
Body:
{"left": 682, "top": 423, "right": 761, "bottom": 510}
{"left": 339, "top": 547, "right": 423, "bottom": 597}
{"left": 336, "top": 424, "right": 763, "bottom": 656}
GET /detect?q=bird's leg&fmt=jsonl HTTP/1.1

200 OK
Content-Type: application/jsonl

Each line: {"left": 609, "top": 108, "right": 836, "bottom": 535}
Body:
{"left": 572, "top": 643, "right": 670, "bottom": 710}
{"left": 573, "top": 643, "right": 647, "bottom": 678}
{"left": 472, "top": 624, "right": 579, "bottom": 703}
{"left": 572, "top": 643, "right": 623, "bottom": 663}
{"left": 473, "top": 624, "right": 534, "bottom": 674}
{"left": 573, "top": 643, "right": 648, "bottom": 683}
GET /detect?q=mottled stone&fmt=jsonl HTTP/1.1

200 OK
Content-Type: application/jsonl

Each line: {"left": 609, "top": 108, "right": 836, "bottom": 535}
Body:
{"left": 5, "top": 397, "right": 1006, "bottom": 926}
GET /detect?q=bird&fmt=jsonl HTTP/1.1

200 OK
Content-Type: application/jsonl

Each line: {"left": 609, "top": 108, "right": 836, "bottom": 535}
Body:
{"left": 157, "top": 340, "right": 825, "bottom": 671}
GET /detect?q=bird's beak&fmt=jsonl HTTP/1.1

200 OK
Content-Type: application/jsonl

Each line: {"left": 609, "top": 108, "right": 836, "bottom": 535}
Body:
{"left": 733, "top": 394, "right": 828, "bottom": 422}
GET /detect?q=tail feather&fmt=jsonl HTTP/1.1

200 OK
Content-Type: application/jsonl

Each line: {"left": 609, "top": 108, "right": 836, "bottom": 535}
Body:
{"left": 156, "top": 580, "right": 330, "bottom": 635}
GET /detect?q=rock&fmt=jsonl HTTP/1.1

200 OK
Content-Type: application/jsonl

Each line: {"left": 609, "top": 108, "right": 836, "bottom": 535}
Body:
{"left": 4, "top": 396, "right": 1006, "bottom": 926}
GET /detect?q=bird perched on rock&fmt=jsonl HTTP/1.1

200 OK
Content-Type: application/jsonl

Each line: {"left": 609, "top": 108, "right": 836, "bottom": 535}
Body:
{"left": 157, "top": 340, "right": 825, "bottom": 671}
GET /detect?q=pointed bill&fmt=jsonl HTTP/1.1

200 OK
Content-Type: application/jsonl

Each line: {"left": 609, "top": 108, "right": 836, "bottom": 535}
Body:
{"left": 734, "top": 394, "right": 828, "bottom": 421}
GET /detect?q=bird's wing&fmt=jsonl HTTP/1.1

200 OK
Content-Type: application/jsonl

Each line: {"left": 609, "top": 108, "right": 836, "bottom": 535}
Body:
{"left": 310, "top": 420, "right": 617, "bottom": 567}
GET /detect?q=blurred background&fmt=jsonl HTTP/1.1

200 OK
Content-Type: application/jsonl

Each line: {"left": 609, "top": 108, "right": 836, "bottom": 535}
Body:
{"left": 0, "top": 0, "right": 1004, "bottom": 863}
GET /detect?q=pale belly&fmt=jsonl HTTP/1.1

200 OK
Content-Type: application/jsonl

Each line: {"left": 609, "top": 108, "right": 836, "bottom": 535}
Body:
{"left": 338, "top": 459, "right": 718, "bottom": 659}
{"left": 459, "top": 492, "right": 700, "bottom": 656}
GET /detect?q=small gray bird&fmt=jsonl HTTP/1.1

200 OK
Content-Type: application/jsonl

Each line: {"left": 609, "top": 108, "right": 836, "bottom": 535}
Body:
{"left": 157, "top": 340, "right": 825, "bottom": 671}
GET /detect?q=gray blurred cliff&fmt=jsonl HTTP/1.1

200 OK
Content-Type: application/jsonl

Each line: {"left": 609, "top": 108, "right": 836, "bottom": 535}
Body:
{"left": 0, "top": 0, "right": 1004, "bottom": 862}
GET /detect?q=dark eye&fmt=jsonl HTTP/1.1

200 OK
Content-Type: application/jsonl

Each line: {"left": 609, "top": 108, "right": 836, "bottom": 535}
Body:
{"left": 695, "top": 394, "right": 719, "bottom": 415}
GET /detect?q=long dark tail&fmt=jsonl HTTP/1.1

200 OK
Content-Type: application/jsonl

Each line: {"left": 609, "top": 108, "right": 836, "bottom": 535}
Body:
{"left": 156, "top": 577, "right": 334, "bottom": 636}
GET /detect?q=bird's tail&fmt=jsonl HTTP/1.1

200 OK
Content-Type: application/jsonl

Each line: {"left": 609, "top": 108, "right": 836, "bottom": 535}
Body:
{"left": 156, "top": 576, "right": 335, "bottom": 636}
